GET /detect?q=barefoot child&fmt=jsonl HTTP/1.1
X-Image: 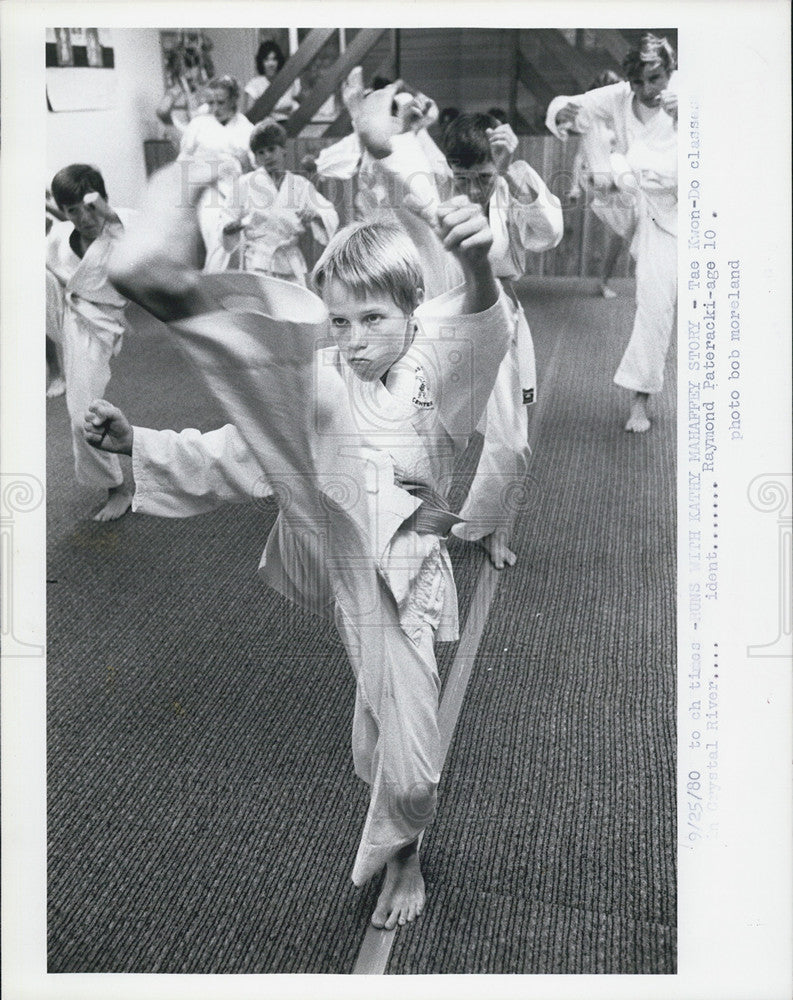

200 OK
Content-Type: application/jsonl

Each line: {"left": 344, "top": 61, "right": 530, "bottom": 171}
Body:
{"left": 547, "top": 34, "right": 678, "bottom": 433}
{"left": 221, "top": 118, "right": 338, "bottom": 284}
{"left": 441, "top": 113, "right": 564, "bottom": 567}
{"left": 47, "top": 164, "right": 135, "bottom": 521}
{"left": 84, "top": 152, "right": 510, "bottom": 929}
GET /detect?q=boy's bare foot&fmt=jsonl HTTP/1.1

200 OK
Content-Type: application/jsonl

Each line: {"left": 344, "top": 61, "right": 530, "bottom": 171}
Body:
{"left": 599, "top": 283, "right": 617, "bottom": 299}
{"left": 625, "top": 393, "right": 651, "bottom": 433}
{"left": 93, "top": 485, "right": 132, "bottom": 522}
{"left": 479, "top": 528, "right": 517, "bottom": 569}
{"left": 371, "top": 841, "right": 425, "bottom": 930}
{"left": 46, "top": 376, "right": 66, "bottom": 398}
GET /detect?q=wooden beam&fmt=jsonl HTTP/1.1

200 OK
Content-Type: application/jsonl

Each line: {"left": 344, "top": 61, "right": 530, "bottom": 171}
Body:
{"left": 322, "top": 108, "right": 353, "bottom": 139}
{"left": 247, "top": 28, "right": 335, "bottom": 124}
{"left": 516, "top": 50, "right": 557, "bottom": 109}
{"left": 285, "top": 28, "right": 387, "bottom": 136}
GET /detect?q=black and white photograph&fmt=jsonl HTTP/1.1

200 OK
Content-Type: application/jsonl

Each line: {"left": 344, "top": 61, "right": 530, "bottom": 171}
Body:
{"left": 1, "top": 2, "right": 791, "bottom": 998}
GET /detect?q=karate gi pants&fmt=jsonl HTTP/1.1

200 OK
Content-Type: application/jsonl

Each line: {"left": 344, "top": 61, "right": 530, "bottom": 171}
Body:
{"left": 47, "top": 277, "right": 123, "bottom": 491}
{"left": 162, "top": 272, "right": 443, "bottom": 884}
{"left": 453, "top": 298, "right": 533, "bottom": 541}
{"left": 614, "top": 217, "right": 677, "bottom": 395}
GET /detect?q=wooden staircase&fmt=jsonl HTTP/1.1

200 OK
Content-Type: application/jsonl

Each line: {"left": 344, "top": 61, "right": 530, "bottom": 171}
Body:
{"left": 247, "top": 28, "right": 398, "bottom": 137}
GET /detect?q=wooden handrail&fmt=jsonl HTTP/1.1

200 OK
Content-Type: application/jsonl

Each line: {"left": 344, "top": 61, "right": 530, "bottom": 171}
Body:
{"left": 516, "top": 50, "right": 557, "bottom": 109}
{"left": 247, "top": 28, "right": 335, "bottom": 124}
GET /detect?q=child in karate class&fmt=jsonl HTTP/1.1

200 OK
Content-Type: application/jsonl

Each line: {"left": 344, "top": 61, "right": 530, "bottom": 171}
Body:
{"left": 547, "top": 34, "right": 678, "bottom": 433}
{"left": 221, "top": 118, "right": 338, "bottom": 284}
{"left": 82, "top": 83, "right": 512, "bottom": 931}
{"left": 47, "top": 164, "right": 136, "bottom": 521}
{"left": 441, "top": 113, "right": 563, "bottom": 567}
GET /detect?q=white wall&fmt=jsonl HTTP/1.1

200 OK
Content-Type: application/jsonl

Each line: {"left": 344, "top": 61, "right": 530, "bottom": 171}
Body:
{"left": 47, "top": 29, "right": 166, "bottom": 209}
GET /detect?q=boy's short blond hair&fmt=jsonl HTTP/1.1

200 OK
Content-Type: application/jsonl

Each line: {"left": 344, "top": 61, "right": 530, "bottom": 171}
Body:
{"left": 312, "top": 220, "right": 424, "bottom": 315}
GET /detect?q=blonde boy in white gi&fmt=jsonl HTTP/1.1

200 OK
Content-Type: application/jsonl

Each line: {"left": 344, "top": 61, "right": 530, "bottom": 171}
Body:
{"left": 47, "top": 164, "right": 135, "bottom": 521}
{"left": 442, "top": 113, "right": 564, "bottom": 567}
{"left": 546, "top": 34, "right": 678, "bottom": 433}
{"left": 83, "top": 92, "right": 511, "bottom": 929}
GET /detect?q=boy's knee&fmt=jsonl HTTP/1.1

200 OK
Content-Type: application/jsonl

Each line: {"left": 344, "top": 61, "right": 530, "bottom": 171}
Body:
{"left": 390, "top": 780, "right": 437, "bottom": 827}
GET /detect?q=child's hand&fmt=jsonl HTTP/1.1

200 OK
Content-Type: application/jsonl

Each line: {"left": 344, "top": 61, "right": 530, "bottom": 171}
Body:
{"left": 355, "top": 81, "right": 401, "bottom": 159}
{"left": 299, "top": 153, "right": 318, "bottom": 175}
{"left": 83, "top": 400, "right": 134, "bottom": 455}
{"left": 660, "top": 90, "right": 678, "bottom": 123}
{"left": 437, "top": 195, "right": 493, "bottom": 264}
{"left": 486, "top": 123, "right": 518, "bottom": 173}
{"left": 437, "top": 195, "right": 498, "bottom": 313}
{"left": 341, "top": 66, "right": 365, "bottom": 117}
{"left": 554, "top": 101, "right": 582, "bottom": 136}
{"left": 222, "top": 218, "right": 246, "bottom": 236}
{"left": 393, "top": 88, "right": 436, "bottom": 133}
{"left": 83, "top": 191, "right": 120, "bottom": 226}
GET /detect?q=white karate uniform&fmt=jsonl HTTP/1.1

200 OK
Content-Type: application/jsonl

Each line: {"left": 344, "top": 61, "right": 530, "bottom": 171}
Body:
{"left": 128, "top": 271, "right": 511, "bottom": 884}
{"left": 225, "top": 168, "right": 338, "bottom": 284}
{"left": 243, "top": 75, "right": 300, "bottom": 121}
{"left": 454, "top": 161, "right": 564, "bottom": 540}
{"left": 546, "top": 80, "right": 678, "bottom": 393}
{"left": 342, "top": 130, "right": 565, "bottom": 542}
{"left": 46, "top": 212, "right": 134, "bottom": 490}
{"left": 178, "top": 112, "right": 255, "bottom": 272}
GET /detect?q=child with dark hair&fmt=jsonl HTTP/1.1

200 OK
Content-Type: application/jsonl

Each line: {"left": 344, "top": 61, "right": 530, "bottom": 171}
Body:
{"left": 547, "top": 33, "right": 678, "bottom": 432}
{"left": 442, "top": 112, "right": 564, "bottom": 567}
{"left": 221, "top": 118, "right": 338, "bottom": 283}
{"left": 46, "top": 164, "right": 135, "bottom": 520}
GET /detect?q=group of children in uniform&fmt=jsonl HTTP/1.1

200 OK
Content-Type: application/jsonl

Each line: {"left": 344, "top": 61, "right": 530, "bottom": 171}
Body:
{"left": 47, "top": 33, "right": 677, "bottom": 931}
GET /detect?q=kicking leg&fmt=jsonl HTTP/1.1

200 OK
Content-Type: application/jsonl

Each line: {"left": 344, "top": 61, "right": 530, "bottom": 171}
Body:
{"left": 599, "top": 230, "right": 624, "bottom": 298}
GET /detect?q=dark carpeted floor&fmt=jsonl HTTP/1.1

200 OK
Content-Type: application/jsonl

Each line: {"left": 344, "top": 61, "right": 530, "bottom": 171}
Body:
{"left": 47, "top": 276, "right": 676, "bottom": 974}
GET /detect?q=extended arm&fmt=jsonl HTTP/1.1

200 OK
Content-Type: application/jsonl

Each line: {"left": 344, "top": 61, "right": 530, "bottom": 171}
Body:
{"left": 83, "top": 398, "right": 266, "bottom": 517}
{"left": 545, "top": 82, "right": 628, "bottom": 139}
